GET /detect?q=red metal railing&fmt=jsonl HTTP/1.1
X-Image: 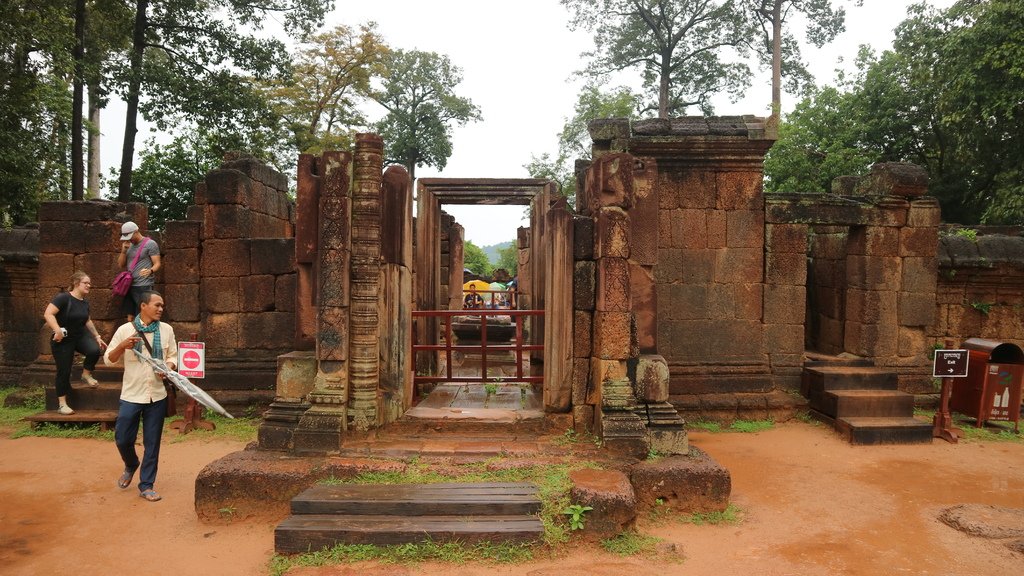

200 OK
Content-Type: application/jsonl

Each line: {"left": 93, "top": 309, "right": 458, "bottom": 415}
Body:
{"left": 412, "top": 309, "right": 543, "bottom": 385}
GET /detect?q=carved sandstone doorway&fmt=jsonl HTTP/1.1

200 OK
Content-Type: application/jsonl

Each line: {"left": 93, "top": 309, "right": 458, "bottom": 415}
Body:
{"left": 409, "top": 179, "right": 566, "bottom": 427}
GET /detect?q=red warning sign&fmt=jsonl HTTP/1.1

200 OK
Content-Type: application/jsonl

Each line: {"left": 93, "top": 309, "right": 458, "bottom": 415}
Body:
{"left": 178, "top": 341, "right": 205, "bottom": 378}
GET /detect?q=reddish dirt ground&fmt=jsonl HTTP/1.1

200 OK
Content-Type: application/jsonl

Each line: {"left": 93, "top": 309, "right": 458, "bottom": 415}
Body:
{"left": 2, "top": 421, "right": 1023, "bottom": 575}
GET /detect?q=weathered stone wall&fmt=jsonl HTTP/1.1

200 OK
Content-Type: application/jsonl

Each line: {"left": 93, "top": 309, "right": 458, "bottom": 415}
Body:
{"left": 0, "top": 227, "right": 40, "bottom": 386}
{"left": 192, "top": 155, "right": 296, "bottom": 360}
{"left": 933, "top": 229, "right": 1024, "bottom": 350}
{"left": 769, "top": 163, "right": 941, "bottom": 392}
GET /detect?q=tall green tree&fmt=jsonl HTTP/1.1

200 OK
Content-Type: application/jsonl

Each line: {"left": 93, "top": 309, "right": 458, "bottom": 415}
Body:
{"left": 113, "top": 0, "right": 330, "bottom": 201}
{"left": 742, "top": 0, "right": 849, "bottom": 118}
{"left": 0, "top": 0, "right": 74, "bottom": 225}
{"left": 371, "top": 49, "right": 481, "bottom": 182}
{"left": 462, "top": 240, "right": 492, "bottom": 277}
{"left": 766, "top": 0, "right": 1024, "bottom": 225}
{"left": 562, "top": 0, "right": 754, "bottom": 118}
{"left": 266, "top": 22, "right": 388, "bottom": 157}
{"left": 495, "top": 242, "right": 518, "bottom": 277}
{"left": 526, "top": 81, "right": 642, "bottom": 201}
{"left": 764, "top": 84, "right": 876, "bottom": 193}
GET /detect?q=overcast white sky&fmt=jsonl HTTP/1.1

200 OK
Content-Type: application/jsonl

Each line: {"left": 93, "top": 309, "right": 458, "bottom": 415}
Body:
{"left": 101, "top": 0, "right": 954, "bottom": 248}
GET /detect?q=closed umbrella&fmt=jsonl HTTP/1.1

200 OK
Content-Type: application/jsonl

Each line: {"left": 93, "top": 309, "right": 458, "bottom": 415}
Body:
{"left": 132, "top": 350, "right": 234, "bottom": 418}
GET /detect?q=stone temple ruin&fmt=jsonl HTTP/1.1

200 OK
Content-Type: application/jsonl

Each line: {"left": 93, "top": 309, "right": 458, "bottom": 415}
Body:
{"left": 2, "top": 116, "right": 1024, "bottom": 530}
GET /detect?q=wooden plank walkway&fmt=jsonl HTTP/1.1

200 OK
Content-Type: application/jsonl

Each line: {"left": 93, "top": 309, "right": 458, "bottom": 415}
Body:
{"left": 291, "top": 482, "right": 541, "bottom": 516}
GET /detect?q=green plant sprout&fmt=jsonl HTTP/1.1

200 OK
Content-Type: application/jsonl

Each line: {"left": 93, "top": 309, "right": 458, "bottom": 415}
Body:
{"left": 563, "top": 504, "right": 593, "bottom": 531}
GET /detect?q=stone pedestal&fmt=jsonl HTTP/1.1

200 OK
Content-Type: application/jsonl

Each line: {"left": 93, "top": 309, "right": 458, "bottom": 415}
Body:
{"left": 257, "top": 351, "right": 316, "bottom": 450}
{"left": 600, "top": 376, "right": 648, "bottom": 458}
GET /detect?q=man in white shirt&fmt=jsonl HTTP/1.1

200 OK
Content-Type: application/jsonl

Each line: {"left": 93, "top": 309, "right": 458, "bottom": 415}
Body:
{"left": 104, "top": 291, "right": 177, "bottom": 502}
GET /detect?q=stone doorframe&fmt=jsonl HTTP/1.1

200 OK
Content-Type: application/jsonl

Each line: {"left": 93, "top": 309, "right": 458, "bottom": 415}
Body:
{"left": 414, "top": 178, "right": 565, "bottom": 410}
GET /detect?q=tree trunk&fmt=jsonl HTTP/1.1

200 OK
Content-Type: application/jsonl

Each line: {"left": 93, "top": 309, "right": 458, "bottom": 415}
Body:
{"left": 771, "top": 0, "right": 783, "bottom": 118}
{"left": 118, "top": 0, "right": 149, "bottom": 202}
{"left": 87, "top": 82, "right": 101, "bottom": 199}
{"left": 71, "top": 0, "right": 85, "bottom": 201}
{"left": 659, "top": 54, "right": 670, "bottom": 119}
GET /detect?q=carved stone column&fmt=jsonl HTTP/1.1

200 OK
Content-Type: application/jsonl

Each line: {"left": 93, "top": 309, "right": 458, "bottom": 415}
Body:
{"left": 293, "top": 151, "right": 352, "bottom": 453}
{"left": 347, "top": 133, "right": 384, "bottom": 431}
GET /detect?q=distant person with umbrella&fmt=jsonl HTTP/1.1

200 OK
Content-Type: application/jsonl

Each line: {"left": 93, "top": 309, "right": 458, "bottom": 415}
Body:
{"left": 103, "top": 290, "right": 177, "bottom": 502}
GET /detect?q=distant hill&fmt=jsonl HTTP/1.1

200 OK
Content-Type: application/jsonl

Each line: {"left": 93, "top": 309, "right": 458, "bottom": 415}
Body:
{"left": 481, "top": 240, "right": 514, "bottom": 266}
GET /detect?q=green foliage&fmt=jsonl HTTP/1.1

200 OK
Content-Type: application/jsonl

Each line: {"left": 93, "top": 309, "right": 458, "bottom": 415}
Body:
{"left": 462, "top": 240, "right": 493, "bottom": 277}
{"left": 371, "top": 49, "right": 481, "bottom": 181}
{"left": 495, "top": 243, "right": 518, "bottom": 277}
{"left": 562, "top": 503, "right": 593, "bottom": 531}
{"left": 768, "top": 0, "right": 1024, "bottom": 225}
{"left": 741, "top": 0, "right": 849, "bottom": 113}
{"left": 265, "top": 22, "right": 389, "bottom": 157}
{"left": 483, "top": 383, "right": 498, "bottom": 396}
{"left": 600, "top": 531, "right": 662, "bottom": 556}
{"left": 684, "top": 504, "right": 743, "bottom": 525}
{"left": 0, "top": 0, "right": 76, "bottom": 225}
{"left": 970, "top": 301, "right": 994, "bottom": 315}
{"left": 942, "top": 227, "right": 978, "bottom": 242}
{"left": 764, "top": 85, "right": 877, "bottom": 193}
{"left": 526, "top": 81, "right": 642, "bottom": 202}
{"left": 269, "top": 540, "right": 534, "bottom": 575}
{"left": 689, "top": 419, "right": 774, "bottom": 433}
{"left": 914, "top": 409, "right": 1023, "bottom": 444}
{"left": 562, "top": 0, "right": 753, "bottom": 118}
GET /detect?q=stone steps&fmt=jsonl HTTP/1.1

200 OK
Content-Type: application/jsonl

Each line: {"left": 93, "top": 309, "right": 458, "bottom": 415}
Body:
{"left": 802, "top": 361, "right": 930, "bottom": 445}
{"left": 274, "top": 482, "right": 543, "bottom": 554}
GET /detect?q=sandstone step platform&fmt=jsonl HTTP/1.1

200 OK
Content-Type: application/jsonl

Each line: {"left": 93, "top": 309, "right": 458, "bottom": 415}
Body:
{"left": 802, "top": 361, "right": 930, "bottom": 445}
{"left": 23, "top": 409, "right": 118, "bottom": 430}
{"left": 275, "top": 482, "right": 544, "bottom": 554}
{"left": 835, "top": 416, "right": 934, "bottom": 445}
{"left": 813, "top": 389, "right": 916, "bottom": 419}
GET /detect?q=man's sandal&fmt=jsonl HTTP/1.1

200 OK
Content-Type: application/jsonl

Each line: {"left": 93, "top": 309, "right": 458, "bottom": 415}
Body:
{"left": 118, "top": 467, "right": 136, "bottom": 490}
{"left": 139, "top": 489, "right": 162, "bottom": 502}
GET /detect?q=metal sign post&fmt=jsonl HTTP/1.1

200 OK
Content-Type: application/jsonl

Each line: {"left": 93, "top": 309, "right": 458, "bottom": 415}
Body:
{"left": 932, "top": 343, "right": 968, "bottom": 443}
{"left": 171, "top": 334, "right": 216, "bottom": 434}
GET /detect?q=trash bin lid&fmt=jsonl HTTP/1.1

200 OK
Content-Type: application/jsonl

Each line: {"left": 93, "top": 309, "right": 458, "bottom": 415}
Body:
{"left": 962, "top": 338, "right": 1024, "bottom": 364}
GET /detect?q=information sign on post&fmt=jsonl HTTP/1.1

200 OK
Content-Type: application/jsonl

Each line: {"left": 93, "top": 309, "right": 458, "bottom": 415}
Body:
{"left": 932, "top": 349, "right": 969, "bottom": 378}
{"left": 178, "top": 341, "right": 206, "bottom": 379}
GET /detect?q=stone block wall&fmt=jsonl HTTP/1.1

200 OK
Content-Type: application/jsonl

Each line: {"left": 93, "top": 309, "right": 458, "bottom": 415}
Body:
{"left": 933, "top": 229, "right": 1024, "bottom": 350}
{"left": 190, "top": 156, "right": 296, "bottom": 359}
{"left": 0, "top": 227, "right": 40, "bottom": 386}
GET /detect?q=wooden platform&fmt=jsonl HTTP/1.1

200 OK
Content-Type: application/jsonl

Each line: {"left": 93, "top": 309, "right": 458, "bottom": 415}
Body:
{"left": 275, "top": 482, "right": 544, "bottom": 554}
{"left": 23, "top": 410, "right": 118, "bottom": 431}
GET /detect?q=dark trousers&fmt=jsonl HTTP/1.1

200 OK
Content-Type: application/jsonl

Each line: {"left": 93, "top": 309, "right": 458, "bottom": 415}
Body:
{"left": 50, "top": 332, "right": 101, "bottom": 398}
{"left": 115, "top": 398, "right": 165, "bottom": 492}
{"left": 120, "top": 285, "right": 152, "bottom": 318}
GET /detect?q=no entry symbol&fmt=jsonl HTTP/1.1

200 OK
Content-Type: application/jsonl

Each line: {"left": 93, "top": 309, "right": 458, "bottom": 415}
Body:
{"left": 183, "top": 350, "right": 201, "bottom": 369}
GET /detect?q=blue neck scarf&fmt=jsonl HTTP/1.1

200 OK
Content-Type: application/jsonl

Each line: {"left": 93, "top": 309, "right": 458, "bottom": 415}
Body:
{"left": 133, "top": 315, "right": 161, "bottom": 360}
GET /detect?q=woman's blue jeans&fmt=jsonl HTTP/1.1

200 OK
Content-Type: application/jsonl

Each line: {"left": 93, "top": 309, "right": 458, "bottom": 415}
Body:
{"left": 114, "top": 398, "right": 165, "bottom": 492}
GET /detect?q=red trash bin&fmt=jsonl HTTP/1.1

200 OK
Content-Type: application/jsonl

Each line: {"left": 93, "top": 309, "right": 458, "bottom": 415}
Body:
{"left": 949, "top": 338, "right": 1024, "bottom": 430}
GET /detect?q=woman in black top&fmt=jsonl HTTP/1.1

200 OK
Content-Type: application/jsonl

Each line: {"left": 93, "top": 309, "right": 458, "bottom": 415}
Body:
{"left": 42, "top": 271, "right": 107, "bottom": 414}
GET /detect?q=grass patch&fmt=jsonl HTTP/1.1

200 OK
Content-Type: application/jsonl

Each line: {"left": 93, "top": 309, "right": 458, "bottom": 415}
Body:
{"left": 688, "top": 420, "right": 774, "bottom": 433}
{"left": 915, "top": 408, "right": 1023, "bottom": 443}
{"left": 269, "top": 540, "right": 535, "bottom": 575}
{"left": 683, "top": 504, "right": 743, "bottom": 525}
{"left": 322, "top": 457, "right": 597, "bottom": 546}
{"left": 600, "top": 531, "right": 661, "bottom": 556}
{"left": 0, "top": 386, "right": 258, "bottom": 443}
{"left": 165, "top": 411, "right": 259, "bottom": 443}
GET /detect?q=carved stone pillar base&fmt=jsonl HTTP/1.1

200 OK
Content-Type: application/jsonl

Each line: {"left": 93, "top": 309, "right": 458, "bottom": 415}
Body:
{"left": 638, "top": 402, "right": 689, "bottom": 455}
{"left": 292, "top": 386, "right": 347, "bottom": 454}
{"left": 600, "top": 410, "right": 649, "bottom": 458}
{"left": 257, "top": 400, "right": 310, "bottom": 451}
{"left": 600, "top": 376, "right": 648, "bottom": 457}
